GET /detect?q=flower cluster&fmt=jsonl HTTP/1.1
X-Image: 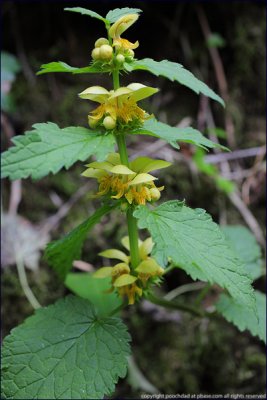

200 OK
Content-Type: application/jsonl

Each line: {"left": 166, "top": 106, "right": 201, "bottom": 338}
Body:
{"left": 90, "top": 14, "right": 139, "bottom": 68}
{"left": 82, "top": 152, "right": 171, "bottom": 205}
{"left": 94, "top": 236, "right": 164, "bottom": 304}
{"left": 79, "top": 83, "right": 158, "bottom": 130}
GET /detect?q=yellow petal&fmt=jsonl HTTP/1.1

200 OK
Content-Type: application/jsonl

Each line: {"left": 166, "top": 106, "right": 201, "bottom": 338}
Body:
{"left": 81, "top": 168, "right": 106, "bottom": 179}
{"left": 112, "top": 262, "right": 130, "bottom": 276}
{"left": 109, "top": 87, "right": 132, "bottom": 100}
{"left": 139, "top": 237, "right": 154, "bottom": 259}
{"left": 126, "top": 84, "right": 159, "bottom": 103}
{"left": 86, "top": 161, "right": 114, "bottom": 172}
{"left": 113, "top": 274, "right": 137, "bottom": 287}
{"left": 99, "top": 249, "right": 129, "bottom": 263}
{"left": 109, "top": 14, "right": 139, "bottom": 38}
{"left": 129, "top": 173, "right": 157, "bottom": 186}
{"left": 114, "top": 38, "right": 139, "bottom": 50}
{"left": 106, "top": 153, "right": 121, "bottom": 165}
{"left": 136, "top": 259, "right": 164, "bottom": 276}
{"left": 130, "top": 157, "right": 171, "bottom": 173}
{"left": 110, "top": 165, "right": 136, "bottom": 175}
{"left": 78, "top": 86, "right": 110, "bottom": 103}
{"left": 93, "top": 266, "right": 113, "bottom": 278}
{"left": 121, "top": 236, "right": 130, "bottom": 251}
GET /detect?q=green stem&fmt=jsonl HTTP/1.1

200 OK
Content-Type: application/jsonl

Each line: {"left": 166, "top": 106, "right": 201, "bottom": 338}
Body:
{"left": 127, "top": 208, "right": 140, "bottom": 269}
{"left": 116, "top": 133, "right": 129, "bottom": 166}
{"left": 111, "top": 68, "right": 140, "bottom": 270}
{"left": 147, "top": 292, "right": 205, "bottom": 318}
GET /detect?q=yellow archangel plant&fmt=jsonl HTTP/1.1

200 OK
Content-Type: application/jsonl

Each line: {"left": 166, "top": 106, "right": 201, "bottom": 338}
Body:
{"left": 2, "top": 7, "right": 262, "bottom": 400}
{"left": 79, "top": 13, "right": 169, "bottom": 304}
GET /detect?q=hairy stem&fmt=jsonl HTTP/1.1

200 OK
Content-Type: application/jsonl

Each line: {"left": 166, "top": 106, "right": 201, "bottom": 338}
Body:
{"left": 112, "top": 68, "right": 140, "bottom": 269}
{"left": 147, "top": 292, "right": 205, "bottom": 318}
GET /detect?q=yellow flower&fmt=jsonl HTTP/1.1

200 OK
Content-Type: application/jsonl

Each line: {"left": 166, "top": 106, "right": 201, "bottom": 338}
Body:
{"left": 82, "top": 153, "right": 171, "bottom": 205}
{"left": 109, "top": 14, "right": 139, "bottom": 51}
{"left": 94, "top": 235, "right": 164, "bottom": 304}
{"left": 79, "top": 83, "right": 158, "bottom": 129}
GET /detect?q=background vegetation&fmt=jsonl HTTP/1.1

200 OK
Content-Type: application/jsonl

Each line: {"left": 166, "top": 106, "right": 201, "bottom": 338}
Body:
{"left": 1, "top": 1, "right": 266, "bottom": 397}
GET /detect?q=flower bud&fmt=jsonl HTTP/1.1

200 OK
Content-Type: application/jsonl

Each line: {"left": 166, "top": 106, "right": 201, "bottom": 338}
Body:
{"left": 150, "top": 188, "right": 161, "bottom": 201}
{"left": 91, "top": 48, "right": 100, "bottom": 60}
{"left": 95, "top": 37, "right": 109, "bottom": 48}
{"left": 116, "top": 54, "right": 125, "bottom": 64}
{"left": 88, "top": 116, "right": 98, "bottom": 129}
{"left": 127, "top": 49, "right": 135, "bottom": 58}
{"left": 103, "top": 116, "right": 116, "bottom": 130}
{"left": 99, "top": 44, "right": 113, "bottom": 60}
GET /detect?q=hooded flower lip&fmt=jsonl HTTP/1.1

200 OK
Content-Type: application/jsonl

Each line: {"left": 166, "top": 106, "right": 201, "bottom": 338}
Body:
{"left": 79, "top": 83, "right": 159, "bottom": 129}
{"left": 109, "top": 14, "right": 139, "bottom": 51}
{"left": 93, "top": 235, "right": 164, "bottom": 305}
{"left": 82, "top": 153, "right": 171, "bottom": 205}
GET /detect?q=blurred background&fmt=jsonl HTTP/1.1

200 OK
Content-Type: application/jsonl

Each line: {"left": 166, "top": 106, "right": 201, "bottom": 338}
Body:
{"left": 1, "top": 0, "right": 266, "bottom": 397}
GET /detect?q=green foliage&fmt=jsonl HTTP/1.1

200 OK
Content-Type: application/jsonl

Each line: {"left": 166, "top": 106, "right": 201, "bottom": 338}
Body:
{"left": 64, "top": 7, "right": 142, "bottom": 25}
{"left": 36, "top": 61, "right": 106, "bottom": 75}
{"left": 1, "top": 51, "right": 21, "bottom": 112}
{"left": 193, "top": 148, "right": 235, "bottom": 194}
{"left": 216, "top": 291, "right": 266, "bottom": 343}
{"left": 65, "top": 273, "right": 122, "bottom": 317}
{"left": 1, "top": 295, "right": 131, "bottom": 399}
{"left": 133, "top": 118, "right": 228, "bottom": 151}
{"left": 124, "top": 58, "right": 225, "bottom": 106}
{"left": 134, "top": 201, "right": 255, "bottom": 311}
{"left": 64, "top": 7, "right": 107, "bottom": 23}
{"left": 106, "top": 8, "right": 142, "bottom": 23}
{"left": 45, "top": 204, "right": 116, "bottom": 280}
{"left": 221, "top": 225, "right": 263, "bottom": 280}
{"left": 1, "top": 123, "right": 115, "bottom": 180}
{"left": 206, "top": 33, "right": 226, "bottom": 48}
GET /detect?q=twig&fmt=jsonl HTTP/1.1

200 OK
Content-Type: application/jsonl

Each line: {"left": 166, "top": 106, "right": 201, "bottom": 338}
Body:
{"left": 40, "top": 182, "right": 92, "bottom": 234}
{"left": 204, "top": 146, "right": 266, "bottom": 164}
{"left": 15, "top": 255, "right": 41, "bottom": 310}
{"left": 8, "top": 180, "right": 22, "bottom": 215}
{"left": 196, "top": 5, "right": 236, "bottom": 149}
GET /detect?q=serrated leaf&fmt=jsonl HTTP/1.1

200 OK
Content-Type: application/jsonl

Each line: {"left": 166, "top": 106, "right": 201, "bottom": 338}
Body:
{"left": 65, "top": 273, "right": 122, "bottom": 317}
{"left": 106, "top": 8, "right": 142, "bottom": 23}
{"left": 125, "top": 58, "right": 225, "bottom": 106}
{"left": 216, "top": 291, "right": 266, "bottom": 343}
{"left": 1, "top": 123, "right": 115, "bottom": 180}
{"left": 37, "top": 61, "right": 109, "bottom": 75}
{"left": 134, "top": 201, "right": 255, "bottom": 311}
{"left": 45, "top": 204, "right": 116, "bottom": 280}
{"left": 1, "top": 295, "right": 131, "bottom": 399}
{"left": 133, "top": 118, "right": 228, "bottom": 151}
{"left": 64, "top": 7, "right": 107, "bottom": 23}
{"left": 221, "top": 225, "right": 263, "bottom": 280}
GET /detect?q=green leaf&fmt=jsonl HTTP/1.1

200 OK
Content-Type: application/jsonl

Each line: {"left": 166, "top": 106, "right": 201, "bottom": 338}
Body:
{"left": 1, "top": 295, "right": 131, "bottom": 399}
{"left": 106, "top": 8, "right": 142, "bottom": 23}
{"left": 45, "top": 204, "right": 116, "bottom": 280}
{"left": 134, "top": 201, "right": 255, "bottom": 311}
{"left": 64, "top": 7, "right": 107, "bottom": 23}
{"left": 216, "top": 291, "right": 266, "bottom": 343}
{"left": 1, "top": 123, "right": 115, "bottom": 180}
{"left": 133, "top": 118, "right": 228, "bottom": 151}
{"left": 37, "top": 61, "right": 109, "bottom": 75}
{"left": 221, "top": 225, "right": 263, "bottom": 281}
{"left": 124, "top": 58, "right": 225, "bottom": 107}
{"left": 65, "top": 273, "right": 122, "bottom": 317}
